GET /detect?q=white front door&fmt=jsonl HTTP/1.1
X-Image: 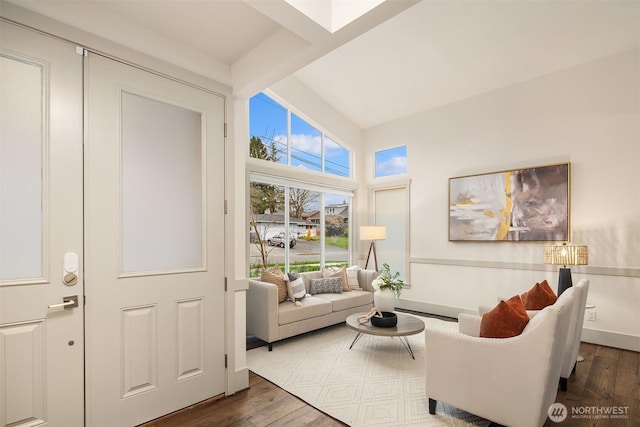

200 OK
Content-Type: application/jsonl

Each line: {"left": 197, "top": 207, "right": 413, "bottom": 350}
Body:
{"left": 0, "top": 22, "right": 84, "bottom": 427}
{"left": 84, "top": 53, "right": 226, "bottom": 426}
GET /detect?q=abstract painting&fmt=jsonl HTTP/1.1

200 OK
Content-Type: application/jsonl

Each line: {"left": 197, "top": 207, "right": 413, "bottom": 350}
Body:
{"left": 449, "top": 163, "right": 569, "bottom": 241}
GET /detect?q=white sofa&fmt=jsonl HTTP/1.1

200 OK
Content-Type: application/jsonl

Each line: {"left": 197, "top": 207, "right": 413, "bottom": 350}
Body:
{"left": 246, "top": 269, "right": 378, "bottom": 350}
{"left": 425, "top": 289, "right": 576, "bottom": 427}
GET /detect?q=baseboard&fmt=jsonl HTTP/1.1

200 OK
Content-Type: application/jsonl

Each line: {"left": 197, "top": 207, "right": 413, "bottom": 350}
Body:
{"left": 396, "top": 299, "right": 475, "bottom": 319}
{"left": 234, "top": 367, "right": 249, "bottom": 393}
{"left": 581, "top": 328, "right": 640, "bottom": 352}
{"left": 396, "top": 299, "right": 640, "bottom": 352}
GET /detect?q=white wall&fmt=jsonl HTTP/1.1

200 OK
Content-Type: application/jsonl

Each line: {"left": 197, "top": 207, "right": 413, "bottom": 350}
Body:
{"left": 363, "top": 49, "right": 640, "bottom": 351}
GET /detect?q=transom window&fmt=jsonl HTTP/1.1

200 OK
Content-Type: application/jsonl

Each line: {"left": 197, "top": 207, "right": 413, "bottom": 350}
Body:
{"left": 375, "top": 145, "right": 407, "bottom": 178}
{"left": 249, "top": 92, "right": 351, "bottom": 178}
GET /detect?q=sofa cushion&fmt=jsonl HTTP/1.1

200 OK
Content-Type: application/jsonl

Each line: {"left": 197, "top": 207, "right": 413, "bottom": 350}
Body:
{"left": 521, "top": 280, "right": 557, "bottom": 310}
{"left": 278, "top": 296, "right": 332, "bottom": 325}
{"left": 480, "top": 295, "right": 529, "bottom": 338}
{"left": 261, "top": 266, "right": 288, "bottom": 303}
{"left": 313, "top": 290, "right": 373, "bottom": 312}
{"left": 322, "top": 267, "right": 351, "bottom": 292}
{"left": 309, "top": 277, "right": 343, "bottom": 295}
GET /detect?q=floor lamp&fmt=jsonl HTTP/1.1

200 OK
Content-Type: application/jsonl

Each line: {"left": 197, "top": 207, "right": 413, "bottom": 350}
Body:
{"left": 543, "top": 243, "right": 589, "bottom": 295}
{"left": 360, "top": 225, "right": 386, "bottom": 271}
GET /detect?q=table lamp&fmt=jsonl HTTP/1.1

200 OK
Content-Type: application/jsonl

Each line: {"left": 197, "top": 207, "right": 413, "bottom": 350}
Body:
{"left": 543, "top": 243, "right": 588, "bottom": 295}
{"left": 360, "top": 225, "right": 386, "bottom": 271}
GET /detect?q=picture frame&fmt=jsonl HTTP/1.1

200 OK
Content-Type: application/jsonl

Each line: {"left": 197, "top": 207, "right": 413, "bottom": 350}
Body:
{"left": 449, "top": 163, "right": 570, "bottom": 241}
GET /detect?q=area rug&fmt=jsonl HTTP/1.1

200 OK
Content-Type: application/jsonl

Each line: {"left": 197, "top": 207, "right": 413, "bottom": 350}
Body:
{"left": 247, "top": 315, "right": 491, "bottom": 427}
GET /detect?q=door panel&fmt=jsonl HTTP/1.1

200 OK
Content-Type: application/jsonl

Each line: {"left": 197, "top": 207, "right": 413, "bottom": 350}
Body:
{"left": 0, "top": 22, "right": 84, "bottom": 427}
{"left": 84, "top": 53, "right": 226, "bottom": 426}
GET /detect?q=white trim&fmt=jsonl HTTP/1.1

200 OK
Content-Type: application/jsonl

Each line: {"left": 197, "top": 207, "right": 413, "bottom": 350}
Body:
{"left": 409, "top": 257, "right": 640, "bottom": 278}
{"left": 249, "top": 168, "right": 356, "bottom": 196}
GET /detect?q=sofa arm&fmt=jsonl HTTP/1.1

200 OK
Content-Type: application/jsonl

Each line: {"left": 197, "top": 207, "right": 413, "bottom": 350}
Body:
{"left": 246, "top": 279, "right": 279, "bottom": 343}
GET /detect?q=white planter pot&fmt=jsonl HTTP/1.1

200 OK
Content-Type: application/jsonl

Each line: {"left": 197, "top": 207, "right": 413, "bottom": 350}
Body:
{"left": 374, "top": 289, "right": 396, "bottom": 312}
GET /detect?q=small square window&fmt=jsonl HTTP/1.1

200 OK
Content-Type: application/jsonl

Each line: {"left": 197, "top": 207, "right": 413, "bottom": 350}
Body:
{"left": 375, "top": 146, "right": 407, "bottom": 177}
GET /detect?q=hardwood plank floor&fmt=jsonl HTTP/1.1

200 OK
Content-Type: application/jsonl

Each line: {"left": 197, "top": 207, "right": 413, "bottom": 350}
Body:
{"left": 143, "top": 340, "right": 638, "bottom": 427}
{"left": 546, "top": 343, "right": 640, "bottom": 427}
{"left": 140, "top": 372, "right": 345, "bottom": 427}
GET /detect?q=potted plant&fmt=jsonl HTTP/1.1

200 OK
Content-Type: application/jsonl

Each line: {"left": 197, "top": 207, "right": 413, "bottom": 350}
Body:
{"left": 371, "top": 263, "right": 404, "bottom": 312}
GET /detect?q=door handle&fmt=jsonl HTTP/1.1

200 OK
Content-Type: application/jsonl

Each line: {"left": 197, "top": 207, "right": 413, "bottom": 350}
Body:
{"left": 48, "top": 295, "right": 79, "bottom": 310}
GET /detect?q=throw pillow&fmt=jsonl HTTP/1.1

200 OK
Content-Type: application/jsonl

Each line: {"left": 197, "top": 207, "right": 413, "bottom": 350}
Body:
{"left": 346, "top": 265, "right": 362, "bottom": 290}
{"left": 480, "top": 295, "right": 530, "bottom": 338}
{"left": 322, "top": 267, "right": 351, "bottom": 292}
{"left": 521, "top": 279, "right": 557, "bottom": 310}
{"left": 286, "top": 271, "right": 306, "bottom": 306}
{"left": 261, "top": 266, "right": 288, "bottom": 304}
{"left": 309, "top": 277, "right": 344, "bottom": 295}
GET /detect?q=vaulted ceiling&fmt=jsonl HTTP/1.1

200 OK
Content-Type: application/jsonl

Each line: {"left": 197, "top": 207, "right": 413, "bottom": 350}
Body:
{"left": 5, "top": 0, "right": 639, "bottom": 129}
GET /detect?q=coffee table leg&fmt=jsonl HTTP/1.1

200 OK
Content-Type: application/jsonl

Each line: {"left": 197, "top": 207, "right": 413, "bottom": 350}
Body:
{"left": 399, "top": 336, "right": 415, "bottom": 359}
{"left": 349, "top": 332, "right": 364, "bottom": 349}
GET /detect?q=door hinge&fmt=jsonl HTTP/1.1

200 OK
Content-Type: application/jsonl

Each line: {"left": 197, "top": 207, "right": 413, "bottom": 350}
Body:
{"left": 75, "top": 46, "right": 88, "bottom": 57}
{"left": 224, "top": 123, "right": 227, "bottom": 138}
{"left": 224, "top": 354, "right": 228, "bottom": 369}
{"left": 224, "top": 277, "right": 228, "bottom": 292}
{"left": 224, "top": 199, "right": 228, "bottom": 214}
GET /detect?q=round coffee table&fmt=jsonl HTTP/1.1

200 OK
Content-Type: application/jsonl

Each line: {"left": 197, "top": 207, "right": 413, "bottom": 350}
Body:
{"left": 346, "top": 312, "right": 425, "bottom": 359}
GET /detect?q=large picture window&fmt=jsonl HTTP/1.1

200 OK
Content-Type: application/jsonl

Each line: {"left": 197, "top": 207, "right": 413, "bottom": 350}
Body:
{"left": 249, "top": 92, "right": 351, "bottom": 178}
{"left": 248, "top": 175, "right": 352, "bottom": 277}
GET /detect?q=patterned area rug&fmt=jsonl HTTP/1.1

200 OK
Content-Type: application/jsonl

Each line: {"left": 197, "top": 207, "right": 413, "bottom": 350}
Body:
{"left": 247, "top": 315, "right": 491, "bottom": 426}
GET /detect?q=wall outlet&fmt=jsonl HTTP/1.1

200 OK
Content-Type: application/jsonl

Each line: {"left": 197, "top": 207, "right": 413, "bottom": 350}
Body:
{"left": 587, "top": 310, "right": 596, "bottom": 321}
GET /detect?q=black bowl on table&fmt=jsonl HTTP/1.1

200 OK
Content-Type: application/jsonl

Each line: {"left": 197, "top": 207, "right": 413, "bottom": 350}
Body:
{"left": 371, "top": 311, "right": 397, "bottom": 328}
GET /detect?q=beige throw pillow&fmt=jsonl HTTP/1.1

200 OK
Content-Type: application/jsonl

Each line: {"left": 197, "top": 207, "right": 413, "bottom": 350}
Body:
{"left": 346, "top": 265, "right": 362, "bottom": 290}
{"left": 261, "top": 266, "right": 288, "bottom": 303}
{"left": 322, "top": 267, "right": 350, "bottom": 292}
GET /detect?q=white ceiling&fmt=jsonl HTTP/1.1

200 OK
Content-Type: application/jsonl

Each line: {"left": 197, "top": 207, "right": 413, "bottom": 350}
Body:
{"left": 5, "top": 0, "right": 639, "bottom": 129}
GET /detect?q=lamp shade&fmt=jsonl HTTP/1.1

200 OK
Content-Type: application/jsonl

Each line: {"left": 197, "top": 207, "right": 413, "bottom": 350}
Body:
{"left": 543, "top": 244, "right": 588, "bottom": 267}
{"left": 360, "top": 225, "right": 386, "bottom": 241}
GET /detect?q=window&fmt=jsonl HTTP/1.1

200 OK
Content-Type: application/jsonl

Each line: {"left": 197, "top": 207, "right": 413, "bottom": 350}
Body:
{"left": 375, "top": 146, "right": 407, "bottom": 178}
{"left": 248, "top": 175, "right": 352, "bottom": 277}
{"left": 249, "top": 92, "right": 351, "bottom": 178}
{"left": 249, "top": 92, "right": 287, "bottom": 165}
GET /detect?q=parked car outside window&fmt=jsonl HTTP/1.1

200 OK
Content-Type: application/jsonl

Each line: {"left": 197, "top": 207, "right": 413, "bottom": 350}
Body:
{"left": 268, "top": 232, "right": 296, "bottom": 248}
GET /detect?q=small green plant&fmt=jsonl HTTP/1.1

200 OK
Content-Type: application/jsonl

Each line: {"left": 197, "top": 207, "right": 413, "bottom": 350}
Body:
{"left": 371, "top": 263, "right": 404, "bottom": 297}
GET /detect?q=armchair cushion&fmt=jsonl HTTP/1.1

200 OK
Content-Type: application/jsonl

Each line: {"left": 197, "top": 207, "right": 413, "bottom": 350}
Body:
{"left": 521, "top": 279, "right": 557, "bottom": 310}
{"left": 480, "top": 295, "right": 529, "bottom": 338}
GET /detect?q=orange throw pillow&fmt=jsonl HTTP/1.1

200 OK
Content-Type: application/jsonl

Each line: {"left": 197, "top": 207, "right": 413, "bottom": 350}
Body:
{"left": 521, "top": 280, "right": 557, "bottom": 310}
{"left": 480, "top": 295, "right": 530, "bottom": 338}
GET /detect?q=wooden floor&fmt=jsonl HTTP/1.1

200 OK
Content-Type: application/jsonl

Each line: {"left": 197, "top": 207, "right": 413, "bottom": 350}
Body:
{"left": 141, "top": 371, "right": 345, "bottom": 427}
{"left": 142, "top": 339, "right": 638, "bottom": 427}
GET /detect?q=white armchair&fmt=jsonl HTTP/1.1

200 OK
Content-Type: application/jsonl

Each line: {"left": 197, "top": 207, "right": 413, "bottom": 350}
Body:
{"left": 554, "top": 279, "right": 590, "bottom": 391}
{"left": 425, "top": 291, "right": 575, "bottom": 427}
{"left": 477, "top": 279, "right": 590, "bottom": 392}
